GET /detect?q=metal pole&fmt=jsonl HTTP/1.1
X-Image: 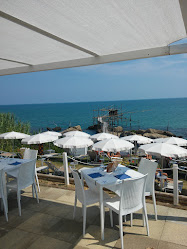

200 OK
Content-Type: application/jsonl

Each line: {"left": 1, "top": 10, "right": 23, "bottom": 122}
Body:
{"left": 134, "top": 141, "right": 137, "bottom": 155}
{"left": 161, "top": 156, "right": 164, "bottom": 168}
{"left": 173, "top": 164, "right": 179, "bottom": 205}
{"left": 63, "top": 152, "right": 69, "bottom": 185}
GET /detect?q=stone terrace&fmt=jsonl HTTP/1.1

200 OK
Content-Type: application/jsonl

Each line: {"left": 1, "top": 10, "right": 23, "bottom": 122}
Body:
{"left": 0, "top": 186, "right": 187, "bottom": 249}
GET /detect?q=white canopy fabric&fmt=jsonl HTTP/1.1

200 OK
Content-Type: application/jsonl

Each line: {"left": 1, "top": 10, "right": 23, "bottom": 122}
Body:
{"left": 153, "top": 137, "right": 187, "bottom": 147}
{"left": 0, "top": 131, "right": 30, "bottom": 139}
{"left": 92, "top": 138, "right": 134, "bottom": 153}
{"left": 54, "top": 137, "right": 93, "bottom": 149}
{"left": 21, "top": 133, "right": 58, "bottom": 144}
{"left": 41, "top": 131, "right": 62, "bottom": 137}
{"left": 91, "top": 132, "right": 118, "bottom": 141}
{"left": 0, "top": 0, "right": 187, "bottom": 76}
{"left": 121, "top": 135, "right": 152, "bottom": 144}
{"left": 63, "top": 131, "right": 90, "bottom": 138}
{"left": 139, "top": 143, "right": 187, "bottom": 158}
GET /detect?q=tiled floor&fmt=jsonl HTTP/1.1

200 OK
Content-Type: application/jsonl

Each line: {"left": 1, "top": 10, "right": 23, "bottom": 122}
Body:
{"left": 0, "top": 186, "right": 187, "bottom": 249}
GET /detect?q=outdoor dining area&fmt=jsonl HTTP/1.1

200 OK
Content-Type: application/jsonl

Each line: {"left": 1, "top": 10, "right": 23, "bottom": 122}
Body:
{"left": 0, "top": 130, "right": 187, "bottom": 248}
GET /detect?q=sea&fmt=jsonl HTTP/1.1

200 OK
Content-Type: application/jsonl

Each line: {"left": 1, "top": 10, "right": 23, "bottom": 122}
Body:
{"left": 0, "top": 98, "right": 187, "bottom": 139}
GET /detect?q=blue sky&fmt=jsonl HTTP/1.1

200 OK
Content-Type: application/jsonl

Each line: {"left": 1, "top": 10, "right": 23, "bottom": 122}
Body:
{"left": 0, "top": 40, "right": 187, "bottom": 105}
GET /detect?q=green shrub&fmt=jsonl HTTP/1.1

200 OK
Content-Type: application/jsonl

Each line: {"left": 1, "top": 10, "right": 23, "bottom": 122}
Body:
{"left": 0, "top": 113, "right": 30, "bottom": 152}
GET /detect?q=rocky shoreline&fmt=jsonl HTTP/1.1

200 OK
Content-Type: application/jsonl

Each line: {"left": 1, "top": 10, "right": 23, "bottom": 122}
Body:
{"left": 50, "top": 124, "right": 180, "bottom": 139}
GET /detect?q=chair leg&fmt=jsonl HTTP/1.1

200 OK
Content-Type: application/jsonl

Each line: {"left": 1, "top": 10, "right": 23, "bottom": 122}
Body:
{"left": 143, "top": 203, "right": 149, "bottom": 236}
{"left": 119, "top": 214, "right": 124, "bottom": 249}
{"left": 130, "top": 213, "right": 133, "bottom": 227}
{"left": 73, "top": 195, "right": 77, "bottom": 219}
{"left": 2, "top": 197, "right": 8, "bottom": 222}
{"left": 83, "top": 205, "right": 87, "bottom": 236}
{"left": 123, "top": 215, "right": 126, "bottom": 223}
{"left": 109, "top": 209, "right": 113, "bottom": 227}
{"left": 0, "top": 199, "right": 3, "bottom": 211}
{"left": 35, "top": 172, "right": 40, "bottom": 193}
{"left": 17, "top": 190, "right": 21, "bottom": 216}
{"left": 152, "top": 193, "right": 157, "bottom": 221}
{"left": 33, "top": 183, "right": 39, "bottom": 203}
{"left": 32, "top": 184, "right": 34, "bottom": 198}
{"left": 142, "top": 209, "right": 145, "bottom": 227}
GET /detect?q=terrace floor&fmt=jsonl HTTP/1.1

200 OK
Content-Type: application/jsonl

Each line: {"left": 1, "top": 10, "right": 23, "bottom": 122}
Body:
{"left": 0, "top": 186, "right": 187, "bottom": 249}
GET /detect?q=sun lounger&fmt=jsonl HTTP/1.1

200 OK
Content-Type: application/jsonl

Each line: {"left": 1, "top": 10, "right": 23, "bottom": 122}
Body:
{"left": 164, "top": 180, "right": 183, "bottom": 194}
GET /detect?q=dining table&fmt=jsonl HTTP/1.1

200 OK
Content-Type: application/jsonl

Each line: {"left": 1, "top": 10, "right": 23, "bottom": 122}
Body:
{"left": 0, "top": 158, "right": 30, "bottom": 173}
{"left": 81, "top": 164, "right": 144, "bottom": 240}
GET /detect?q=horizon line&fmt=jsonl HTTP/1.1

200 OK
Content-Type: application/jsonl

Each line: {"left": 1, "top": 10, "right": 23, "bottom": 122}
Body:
{"left": 0, "top": 96, "right": 187, "bottom": 107}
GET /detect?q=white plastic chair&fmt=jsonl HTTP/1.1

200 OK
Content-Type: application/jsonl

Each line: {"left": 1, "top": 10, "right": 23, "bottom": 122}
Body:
{"left": 23, "top": 149, "right": 40, "bottom": 192}
{"left": 138, "top": 158, "right": 158, "bottom": 220}
{"left": 71, "top": 169, "right": 110, "bottom": 236}
{"left": 105, "top": 175, "right": 149, "bottom": 249}
{"left": 0, "top": 169, "right": 8, "bottom": 221}
{"left": 7, "top": 149, "right": 40, "bottom": 192}
{"left": 6, "top": 159, "right": 39, "bottom": 216}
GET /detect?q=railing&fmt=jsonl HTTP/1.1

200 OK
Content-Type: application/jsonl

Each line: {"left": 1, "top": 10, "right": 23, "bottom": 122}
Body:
{"left": 63, "top": 152, "right": 187, "bottom": 206}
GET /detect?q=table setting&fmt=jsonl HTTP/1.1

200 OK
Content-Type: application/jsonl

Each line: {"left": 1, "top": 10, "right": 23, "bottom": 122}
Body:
{"left": 81, "top": 161, "right": 144, "bottom": 240}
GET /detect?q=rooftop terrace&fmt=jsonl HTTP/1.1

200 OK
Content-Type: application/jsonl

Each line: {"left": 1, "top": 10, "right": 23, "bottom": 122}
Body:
{"left": 0, "top": 185, "right": 187, "bottom": 249}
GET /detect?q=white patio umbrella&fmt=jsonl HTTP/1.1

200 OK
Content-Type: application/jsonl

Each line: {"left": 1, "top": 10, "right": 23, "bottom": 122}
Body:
{"left": 139, "top": 143, "right": 187, "bottom": 158}
{"left": 41, "top": 131, "right": 62, "bottom": 137}
{"left": 21, "top": 133, "right": 58, "bottom": 144}
{"left": 121, "top": 135, "right": 152, "bottom": 144}
{"left": 92, "top": 138, "right": 134, "bottom": 153}
{"left": 153, "top": 137, "right": 187, "bottom": 147}
{"left": 54, "top": 137, "right": 93, "bottom": 149}
{"left": 139, "top": 143, "right": 187, "bottom": 167}
{"left": 41, "top": 131, "right": 62, "bottom": 150}
{"left": 121, "top": 134, "right": 152, "bottom": 154}
{"left": 91, "top": 132, "right": 118, "bottom": 141}
{"left": 63, "top": 130, "right": 90, "bottom": 138}
{"left": 0, "top": 131, "right": 30, "bottom": 152}
{"left": 0, "top": 131, "right": 30, "bottom": 140}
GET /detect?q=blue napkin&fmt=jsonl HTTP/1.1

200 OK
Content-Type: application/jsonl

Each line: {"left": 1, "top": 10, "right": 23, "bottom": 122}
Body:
{"left": 88, "top": 172, "right": 103, "bottom": 178}
{"left": 9, "top": 161, "right": 21, "bottom": 166}
{"left": 115, "top": 174, "right": 131, "bottom": 180}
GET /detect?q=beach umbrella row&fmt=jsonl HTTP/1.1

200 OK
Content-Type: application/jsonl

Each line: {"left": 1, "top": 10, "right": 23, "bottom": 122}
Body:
{"left": 90, "top": 132, "right": 118, "bottom": 141}
{"left": 54, "top": 136, "right": 93, "bottom": 149}
{"left": 42, "top": 131, "right": 62, "bottom": 137}
{"left": 92, "top": 138, "right": 134, "bottom": 153}
{"left": 121, "top": 134, "right": 152, "bottom": 144}
{"left": 21, "top": 133, "right": 59, "bottom": 144}
{"left": 0, "top": 131, "right": 30, "bottom": 153}
{"left": 63, "top": 130, "right": 90, "bottom": 138}
{"left": 139, "top": 143, "right": 187, "bottom": 159}
{"left": 0, "top": 131, "right": 30, "bottom": 140}
{"left": 153, "top": 137, "right": 187, "bottom": 147}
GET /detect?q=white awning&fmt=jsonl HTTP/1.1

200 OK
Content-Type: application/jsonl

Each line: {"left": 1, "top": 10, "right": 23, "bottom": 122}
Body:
{"left": 0, "top": 0, "right": 187, "bottom": 76}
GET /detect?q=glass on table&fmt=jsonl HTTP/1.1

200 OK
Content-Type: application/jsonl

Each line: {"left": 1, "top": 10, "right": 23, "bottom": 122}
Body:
{"left": 99, "top": 162, "right": 106, "bottom": 171}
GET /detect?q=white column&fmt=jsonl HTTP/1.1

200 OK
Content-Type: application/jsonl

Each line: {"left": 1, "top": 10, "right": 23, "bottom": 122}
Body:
{"left": 63, "top": 152, "right": 69, "bottom": 185}
{"left": 173, "top": 164, "right": 179, "bottom": 205}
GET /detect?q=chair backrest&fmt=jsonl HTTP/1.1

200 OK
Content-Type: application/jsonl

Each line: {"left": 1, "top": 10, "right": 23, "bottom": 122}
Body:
{"left": 78, "top": 167, "right": 100, "bottom": 194}
{"left": 17, "top": 159, "right": 36, "bottom": 190}
{"left": 119, "top": 174, "right": 147, "bottom": 214}
{"left": 23, "top": 149, "right": 38, "bottom": 160}
{"left": 71, "top": 169, "right": 85, "bottom": 204}
{"left": 138, "top": 158, "right": 158, "bottom": 194}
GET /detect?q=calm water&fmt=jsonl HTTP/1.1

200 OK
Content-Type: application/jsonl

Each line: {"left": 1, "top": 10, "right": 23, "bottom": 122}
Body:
{"left": 0, "top": 98, "right": 187, "bottom": 138}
